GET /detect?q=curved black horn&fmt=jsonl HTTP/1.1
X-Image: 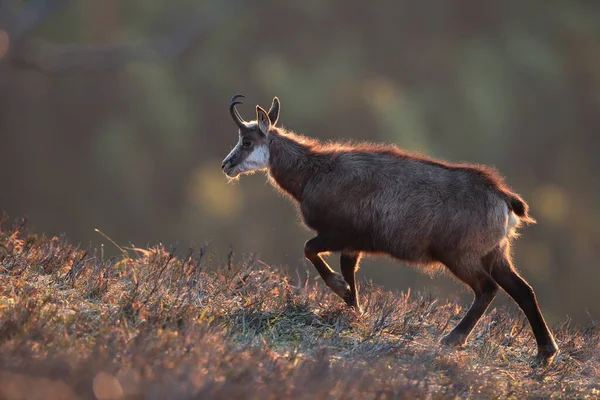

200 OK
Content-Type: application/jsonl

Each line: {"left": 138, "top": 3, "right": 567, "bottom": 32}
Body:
{"left": 230, "top": 94, "right": 247, "bottom": 129}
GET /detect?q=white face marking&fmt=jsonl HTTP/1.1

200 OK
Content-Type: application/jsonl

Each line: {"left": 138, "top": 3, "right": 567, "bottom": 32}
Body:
{"left": 238, "top": 143, "right": 270, "bottom": 173}
{"left": 222, "top": 122, "right": 269, "bottom": 178}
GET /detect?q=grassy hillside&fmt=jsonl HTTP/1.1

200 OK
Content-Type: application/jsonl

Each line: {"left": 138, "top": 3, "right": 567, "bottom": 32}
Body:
{"left": 0, "top": 216, "right": 598, "bottom": 399}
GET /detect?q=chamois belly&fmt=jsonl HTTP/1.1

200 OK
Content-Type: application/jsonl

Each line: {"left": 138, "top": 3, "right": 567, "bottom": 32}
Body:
{"left": 299, "top": 189, "right": 507, "bottom": 263}
{"left": 300, "top": 201, "right": 434, "bottom": 261}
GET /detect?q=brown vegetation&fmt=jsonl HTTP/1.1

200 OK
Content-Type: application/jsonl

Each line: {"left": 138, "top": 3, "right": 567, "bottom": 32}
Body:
{"left": 0, "top": 215, "right": 598, "bottom": 399}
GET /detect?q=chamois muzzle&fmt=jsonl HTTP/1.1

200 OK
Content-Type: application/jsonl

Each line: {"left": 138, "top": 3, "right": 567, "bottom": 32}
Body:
{"left": 230, "top": 94, "right": 247, "bottom": 130}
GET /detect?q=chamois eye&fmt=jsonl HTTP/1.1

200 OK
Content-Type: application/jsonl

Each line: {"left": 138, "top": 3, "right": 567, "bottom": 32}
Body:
{"left": 242, "top": 139, "right": 253, "bottom": 148}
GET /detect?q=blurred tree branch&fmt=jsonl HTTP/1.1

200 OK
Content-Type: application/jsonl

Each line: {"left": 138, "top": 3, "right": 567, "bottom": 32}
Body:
{"left": 0, "top": 0, "right": 66, "bottom": 61}
{"left": 1, "top": 0, "right": 241, "bottom": 73}
{"left": 0, "top": 0, "right": 66, "bottom": 39}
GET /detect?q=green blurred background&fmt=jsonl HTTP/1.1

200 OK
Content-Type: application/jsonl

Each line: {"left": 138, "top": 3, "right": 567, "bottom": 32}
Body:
{"left": 1, "top": 0, "right": 599, "bottom": 323}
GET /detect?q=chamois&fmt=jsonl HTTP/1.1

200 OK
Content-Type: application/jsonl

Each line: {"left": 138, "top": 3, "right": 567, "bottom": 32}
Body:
{"left": 221, "top": 94, "right": 559, "bottom": 365}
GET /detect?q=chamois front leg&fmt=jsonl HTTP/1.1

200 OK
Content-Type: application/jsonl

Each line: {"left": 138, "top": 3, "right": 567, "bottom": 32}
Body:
{"left": 340, "top": 251, "right": 362, "bottom": 313}
{"left": 304, "top": 236, "right": 351, "bottom": 301}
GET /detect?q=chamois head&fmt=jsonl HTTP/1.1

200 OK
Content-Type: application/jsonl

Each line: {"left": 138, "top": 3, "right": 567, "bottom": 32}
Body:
{"left": 221, "top": 95, "right": 280, "bottom": 178}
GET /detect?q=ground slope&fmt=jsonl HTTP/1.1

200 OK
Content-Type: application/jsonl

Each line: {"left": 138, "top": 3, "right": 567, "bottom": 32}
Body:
{"left": 0, "top": 216, "right": 598, "bottom": 399}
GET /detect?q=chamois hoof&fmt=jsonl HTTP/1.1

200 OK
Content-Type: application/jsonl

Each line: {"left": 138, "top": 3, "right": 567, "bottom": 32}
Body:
{"left": 343, "top": 293, "right": 363, "bottom": 314}
{"left": 439, "top": 331, "right": 467, "bottom": 347}
{"left": 531, "top": 345, "right": 559, "bottom": 368}
{"left": 325, "top": 273, "right": 351, "bottom": 300}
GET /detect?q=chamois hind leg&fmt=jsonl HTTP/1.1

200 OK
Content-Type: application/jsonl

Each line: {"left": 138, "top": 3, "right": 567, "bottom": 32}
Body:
{"left": 340, "top": 251, "right": 362, "bottom": 313}
{"left": 441, "top": 258, "right": 499, "bottom": 347}
{"left": 484, "top": 244, "right": 559, "bottom": 365}
{"left": 304, "top": 236, "right": 351, "bottom": 301}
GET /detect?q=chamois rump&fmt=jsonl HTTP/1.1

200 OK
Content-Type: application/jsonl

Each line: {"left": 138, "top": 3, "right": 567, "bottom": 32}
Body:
{"left": 221, "top": 94, "right": 559, "bottom": 365}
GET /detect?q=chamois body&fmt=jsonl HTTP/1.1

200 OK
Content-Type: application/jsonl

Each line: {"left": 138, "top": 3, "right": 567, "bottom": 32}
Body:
{"left": 222, "top": 95, "right": 559, "bottom": 366}
{"left": 269, "top": 132, "right": 522, "bottom": 267}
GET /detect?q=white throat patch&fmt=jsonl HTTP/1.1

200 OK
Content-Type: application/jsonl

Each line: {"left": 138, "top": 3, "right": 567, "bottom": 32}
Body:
{"left": 239, "top": 143, "right": 270, "bottom": 173}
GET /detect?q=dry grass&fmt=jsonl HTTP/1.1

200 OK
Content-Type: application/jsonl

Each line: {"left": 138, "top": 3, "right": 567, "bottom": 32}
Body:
{"left": 0, "top": 215, "right": 598, "bottom": 399}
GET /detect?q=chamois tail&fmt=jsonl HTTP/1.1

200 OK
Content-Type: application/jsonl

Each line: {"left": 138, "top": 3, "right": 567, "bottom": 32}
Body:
{"left": 503, "top": 191, "right": 536, "bottom": 224}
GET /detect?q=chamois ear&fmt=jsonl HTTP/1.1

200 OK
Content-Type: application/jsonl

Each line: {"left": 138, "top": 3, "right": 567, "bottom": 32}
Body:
{"left": 267, "top": 97, "right": 280, "bottom": 125}
{"left": 256, "top": 105, "right": 271, "bottom": 135}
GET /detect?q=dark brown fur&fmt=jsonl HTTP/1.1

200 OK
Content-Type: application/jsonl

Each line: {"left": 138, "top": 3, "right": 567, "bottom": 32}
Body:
{"left": 223, "top": 97, "right": 558, "bottom": 366}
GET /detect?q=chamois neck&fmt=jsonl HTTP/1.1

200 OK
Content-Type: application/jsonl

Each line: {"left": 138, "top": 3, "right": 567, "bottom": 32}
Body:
{"left": 267, "top": 128, "right": 319, "bottom": 202}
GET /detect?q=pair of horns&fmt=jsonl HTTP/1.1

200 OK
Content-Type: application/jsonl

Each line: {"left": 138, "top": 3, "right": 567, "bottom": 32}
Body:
{"left": 230, "top": 94, "right": 247, "bottom": 129}
{"left": 229, "top": 94, "right": 279, "bottom": 129}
